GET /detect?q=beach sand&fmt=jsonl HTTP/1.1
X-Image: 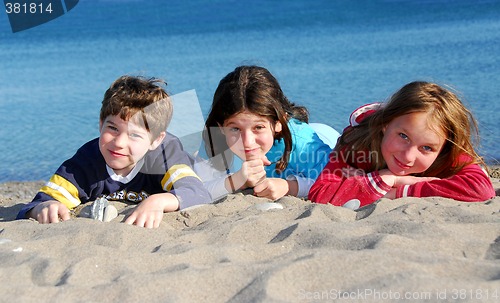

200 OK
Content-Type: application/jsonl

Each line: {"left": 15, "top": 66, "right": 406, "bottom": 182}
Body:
{"left": 0, "top": 173, "right": 499, "bottom": 302}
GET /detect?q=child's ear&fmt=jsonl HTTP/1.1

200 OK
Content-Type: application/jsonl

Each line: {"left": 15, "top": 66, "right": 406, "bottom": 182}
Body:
{"left": 149, "top": 132, "right": 166, "bottom": 150}
{"left": 217, "top": 123, "right": 226, "bottom": 135}
{"left": 274, "top": 121, "right": 282, "bottom": 133}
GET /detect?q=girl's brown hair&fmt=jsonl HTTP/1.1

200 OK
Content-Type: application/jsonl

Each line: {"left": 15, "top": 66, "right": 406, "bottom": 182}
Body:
{"left": 338, "top": 81, "right": 484, "bottom": 178}
{"left": 203, "top": 65, "right": 308, "bottom": 172}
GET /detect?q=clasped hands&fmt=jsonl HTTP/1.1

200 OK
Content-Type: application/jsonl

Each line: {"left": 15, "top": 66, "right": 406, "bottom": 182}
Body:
{"left": 341, "top": 166, "right": 440, "bottom": 199}
{"left": 228, "top": 156, "right": 290, "bottom": 200}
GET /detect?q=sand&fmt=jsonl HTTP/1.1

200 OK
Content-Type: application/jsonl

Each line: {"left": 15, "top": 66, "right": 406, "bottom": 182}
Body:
{"left": 0, "top": 175, "right": 499, "bottom": 303}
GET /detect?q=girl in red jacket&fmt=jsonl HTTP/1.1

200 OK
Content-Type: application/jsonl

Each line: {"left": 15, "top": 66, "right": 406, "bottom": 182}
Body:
{"left": 309, "top": 81, "right": 495, "bottom": 209}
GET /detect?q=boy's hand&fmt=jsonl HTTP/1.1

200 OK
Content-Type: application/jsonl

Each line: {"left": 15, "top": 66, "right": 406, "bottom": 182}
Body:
{"left": 253, "top": 178, "right": 290, "bottom": 200}
{"left": 29, "top": 200, "right": 71, "bottom": 223}
{"left": 124, "top": 193, "right": 179, "bottom": 229}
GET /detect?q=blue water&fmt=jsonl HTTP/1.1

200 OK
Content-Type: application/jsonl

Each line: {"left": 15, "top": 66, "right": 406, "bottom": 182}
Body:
{"left": 1, "top": 0, "right": 499, "bottom": 182}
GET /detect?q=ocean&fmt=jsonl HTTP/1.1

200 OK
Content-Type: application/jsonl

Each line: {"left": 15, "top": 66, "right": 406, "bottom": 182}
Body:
{"left": 0, "top": 0, "right": 499, "bottom": 182}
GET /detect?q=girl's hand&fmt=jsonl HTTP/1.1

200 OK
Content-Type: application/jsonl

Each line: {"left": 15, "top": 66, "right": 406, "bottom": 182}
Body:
{"left": 229, "top": 156, "right": 271, "bottom": 191}
{"left": 124, "top": 193, "right": 179, "bottom": 228}
{"left": 253, "top": 178, "right": 289, "bottom": 200}
{"left": 383, "top": 176, "right": 440, "bottom": 199}
{"left": 393, "top": 175, "right": 440, "bottom": 187}
{"left": 379, "top": 169, "right": 440, "bottom": 188}
{"left": 29, "top": 200, "right": 71, "bottom": 223}
{"left": 384, "top": 188, "right": 397, "bottom": 199}
{"left": 378, "top": 169, "right": 398, "bottom": 187}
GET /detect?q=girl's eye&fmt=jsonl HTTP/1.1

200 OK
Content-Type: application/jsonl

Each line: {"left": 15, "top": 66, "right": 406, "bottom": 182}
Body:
{"left": 229, "top": 127, "right": 239, "bottom": 133}
{"left": 421, "top": 146, "right": 433, "bottom": 152}
{"left": 399, "top": 133, "right": 409, "bottom": 140}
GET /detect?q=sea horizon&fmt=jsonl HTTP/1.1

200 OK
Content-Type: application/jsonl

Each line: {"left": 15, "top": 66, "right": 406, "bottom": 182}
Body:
{"left": 1, "top": 0, "right": 499, "bottom": 182}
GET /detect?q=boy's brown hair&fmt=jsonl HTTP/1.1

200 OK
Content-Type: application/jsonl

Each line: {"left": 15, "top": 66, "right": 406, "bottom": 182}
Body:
{"left": 100, "top": 75, "right": 172, "bottom": 140}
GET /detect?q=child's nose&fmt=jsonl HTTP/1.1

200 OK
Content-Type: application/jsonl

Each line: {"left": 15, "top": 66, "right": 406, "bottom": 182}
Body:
{"left": 241, "top": 131, "right": 255, "bottom": 146}
{"left": 402, "top": 146, "right": 418, "bottom": 163}
{"left": 113, "top": 133, "right": 128, "bottom": 147}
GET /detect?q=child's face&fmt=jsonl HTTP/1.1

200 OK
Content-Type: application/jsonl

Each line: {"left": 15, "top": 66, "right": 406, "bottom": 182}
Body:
{"left": 220, "top": 111, "right": 282, "bottom": 161}
{"left": 381, "top": 112, "right": 445, "bottom": 176}
{"left": 99, "top": 115, "right": 164, "bottom": 176}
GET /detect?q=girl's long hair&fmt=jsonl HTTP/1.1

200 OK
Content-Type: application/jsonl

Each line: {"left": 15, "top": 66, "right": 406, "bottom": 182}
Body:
{"left": 337, "top": 81, "right": 484, "bottom": 178}
{"left": 203, "top": 65, "right": 308, "bottom": 172}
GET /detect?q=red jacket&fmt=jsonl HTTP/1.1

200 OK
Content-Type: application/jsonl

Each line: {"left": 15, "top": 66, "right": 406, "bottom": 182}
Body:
{"left": 308, "top": 105, "right": 495, "bottom": 208}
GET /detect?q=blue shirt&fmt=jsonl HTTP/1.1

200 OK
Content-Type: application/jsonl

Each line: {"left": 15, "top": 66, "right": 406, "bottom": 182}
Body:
{"left": 196, "top": 118, "right": 335, "bottom": 199}
{"left": 263, "top": 118, "right": 333, "bottom": 181}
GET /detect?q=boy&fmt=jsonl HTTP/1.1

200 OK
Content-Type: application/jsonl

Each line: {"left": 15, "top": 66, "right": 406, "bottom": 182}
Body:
{"left": 17, "top": 75, "right": 211, "bottom": 228}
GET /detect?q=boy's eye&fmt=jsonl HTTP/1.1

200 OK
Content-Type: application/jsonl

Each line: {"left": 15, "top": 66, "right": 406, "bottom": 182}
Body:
{"left": 129, "top": 133, "right": 143, "bottom": 139}
{"left": 421, "top": 146, "right": 433, "bottom": 152}
{"left": 107, "top": 125, "right": 118, "bottom": 131}
{"left": 254, "top": 125, "right": 265, "bottom": 131}
{"left": 229, "top": 127, "right": 239, "bottom": 133}
{"left": 398, "top": 133, "right": 409, "bottom": 140}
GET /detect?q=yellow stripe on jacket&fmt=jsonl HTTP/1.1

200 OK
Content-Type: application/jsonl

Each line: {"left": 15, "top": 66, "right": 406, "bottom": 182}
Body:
{"left": 39, "top": 174, "right": 81, "bottom": 209}
{"left": 161, "top": 164, "right": 200, "bottom": 191}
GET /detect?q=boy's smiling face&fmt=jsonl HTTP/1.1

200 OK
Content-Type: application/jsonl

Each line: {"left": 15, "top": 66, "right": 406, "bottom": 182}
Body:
{"left": 99, "top": 115, "right": 164, "bottom": 176}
